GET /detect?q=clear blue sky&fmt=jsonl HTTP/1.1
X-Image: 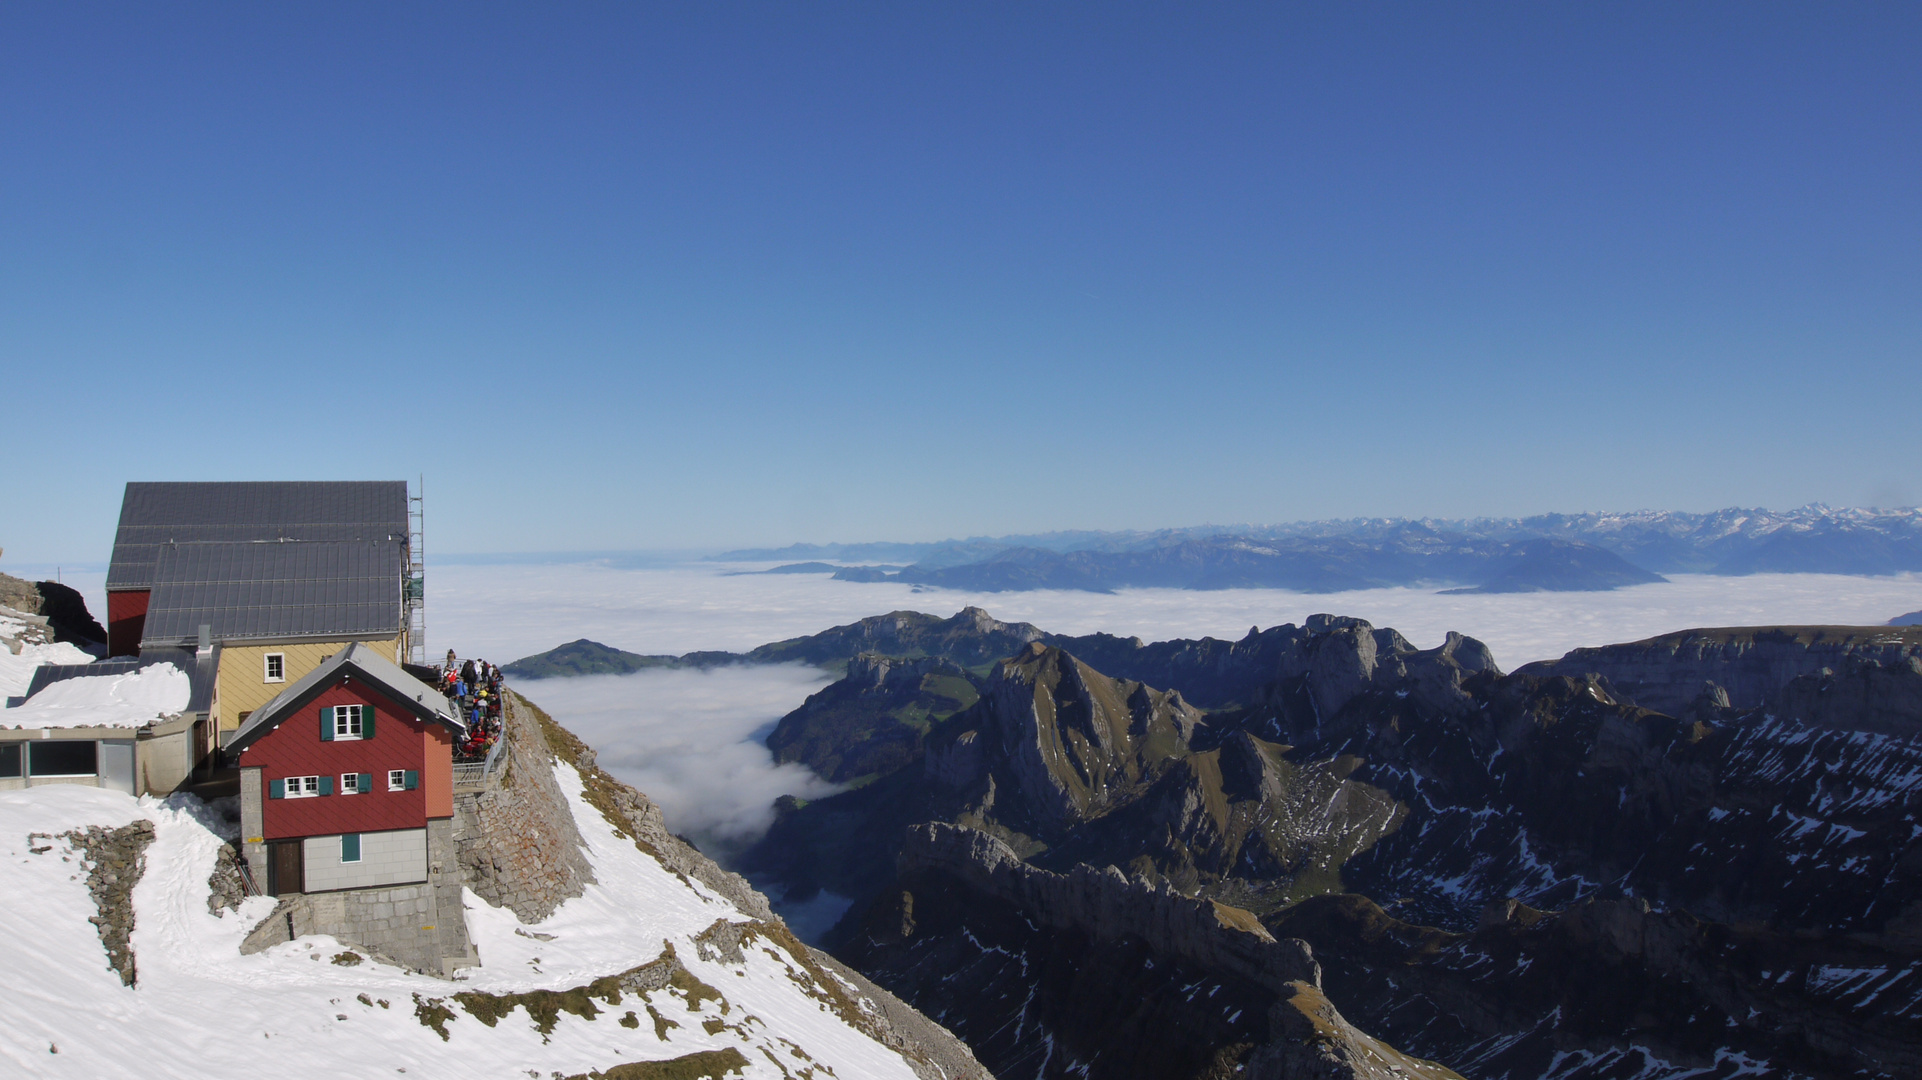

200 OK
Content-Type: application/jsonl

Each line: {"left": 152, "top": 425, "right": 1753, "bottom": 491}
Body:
{"left": 3, "top": 3, "right": 1917, "bottom": 565}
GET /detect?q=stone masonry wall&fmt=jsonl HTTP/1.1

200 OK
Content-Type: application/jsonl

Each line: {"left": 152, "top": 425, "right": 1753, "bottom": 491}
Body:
{"left": 450, "top": 692, "right": 593, "bottom": 921}
{"left": 242, "top": 878, "right": 473, "bottom": 975}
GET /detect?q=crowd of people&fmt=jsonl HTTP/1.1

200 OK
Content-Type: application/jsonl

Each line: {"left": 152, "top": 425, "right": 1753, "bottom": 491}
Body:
{"left": 440, "top": 651, "right": 504, "bottom": 763}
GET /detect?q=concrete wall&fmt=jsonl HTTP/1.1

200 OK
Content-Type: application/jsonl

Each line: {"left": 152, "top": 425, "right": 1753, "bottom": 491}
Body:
{"left": 135, "top": 720, "right": 196, "bottom": 796}
{"left": 301, "top": 827, "right": 426, "bottom": 892}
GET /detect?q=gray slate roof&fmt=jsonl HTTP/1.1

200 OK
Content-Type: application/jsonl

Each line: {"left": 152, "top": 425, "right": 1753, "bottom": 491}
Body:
{"left": 109, "top": 481, "right": 407, "bottom": 591}
{"left": 139, "top": 540, "right": 404, "bottom": 647}
{"left": 229, "top": 641, "right": 458, "bottom": 753}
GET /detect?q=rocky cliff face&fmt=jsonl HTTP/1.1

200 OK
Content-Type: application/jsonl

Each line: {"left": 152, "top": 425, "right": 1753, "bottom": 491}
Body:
{"left": 1518, "top": 625, "right": 1922, "bottom": 715}
{"left": 843, "top": 823, "right": 1460, "bottom": 1080}
{"left": 1269, "top": 891, "right": 1922, "bottom": 1080}
{"left": 750, "top": 613, "right": 1922, "bottom": 1080}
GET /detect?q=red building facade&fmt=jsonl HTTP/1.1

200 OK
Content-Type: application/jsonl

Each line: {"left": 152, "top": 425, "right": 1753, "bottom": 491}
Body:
{"left": 232, "top": 642, "right": 461, "bottom": 896}
{"left": 238, "top": 679, "right": 455, "bottom": 840}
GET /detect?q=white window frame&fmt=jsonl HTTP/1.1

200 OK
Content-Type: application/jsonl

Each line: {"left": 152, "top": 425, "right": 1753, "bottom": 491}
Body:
{"left": 263, "top": 652, "right": 286, "bottom": 683}
{"left": 332, "top": 704, "right": 364, "bottom": 741}
{"left": 340, "top": 772, "right": 361, "bottom": 795}
{"left": 387, "top": 769, "right": 407, "bottom": 792}
{"left": 284, "top": 775, "right": 321, "bottom": 799}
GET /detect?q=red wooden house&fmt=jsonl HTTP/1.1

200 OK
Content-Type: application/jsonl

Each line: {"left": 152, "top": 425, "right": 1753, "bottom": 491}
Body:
{"left": 231, "top": 642, "right": 462, "bottom": 895}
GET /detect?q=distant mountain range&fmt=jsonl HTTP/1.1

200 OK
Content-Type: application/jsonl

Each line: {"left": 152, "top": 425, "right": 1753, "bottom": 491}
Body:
{"left": 714, "top": 505, "right": 1922, "bottom": 593}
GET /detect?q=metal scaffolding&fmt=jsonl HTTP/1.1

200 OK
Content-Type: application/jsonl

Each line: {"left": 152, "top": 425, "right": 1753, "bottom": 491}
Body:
{"left": 407, "top": 475, "right": 427, "bottom": 665}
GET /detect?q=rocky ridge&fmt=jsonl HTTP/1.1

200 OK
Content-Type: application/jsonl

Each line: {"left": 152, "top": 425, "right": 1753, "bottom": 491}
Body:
{"left": 742, "top": 612, "right": 1922, "bottom": 1079}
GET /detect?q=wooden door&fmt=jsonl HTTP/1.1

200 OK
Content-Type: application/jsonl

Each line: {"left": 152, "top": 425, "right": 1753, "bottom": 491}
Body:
{"left": 268, "top": 840, "right": 304, "bottom": 896}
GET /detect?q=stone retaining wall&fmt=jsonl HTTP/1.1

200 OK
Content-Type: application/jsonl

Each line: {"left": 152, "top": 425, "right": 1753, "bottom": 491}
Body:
{"left": 242, "top": 819, "right": 475, "bottom": 975}
{"left": 450, "top": 692, "right": 593, "bottom": 921}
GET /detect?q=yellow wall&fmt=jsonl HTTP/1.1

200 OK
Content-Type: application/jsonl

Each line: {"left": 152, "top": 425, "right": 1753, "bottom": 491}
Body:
{"left": 214, "top": 636, "right": 404, "bottom": 730}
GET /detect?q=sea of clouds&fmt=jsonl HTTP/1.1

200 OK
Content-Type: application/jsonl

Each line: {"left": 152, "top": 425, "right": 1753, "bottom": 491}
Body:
{"left": 427, "top": 562, "right": 1922, "bottom": 862}
{"left": 19, "top": 557, "right": 1922, "bottom": 937}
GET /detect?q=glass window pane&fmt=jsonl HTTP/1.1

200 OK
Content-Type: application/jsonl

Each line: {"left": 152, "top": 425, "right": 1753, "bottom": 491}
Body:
{"left": 30, "top": 741, "right": 98, "bottom": 776}
{"left": 0, "top": 743, "right": 20, "bottom": 777}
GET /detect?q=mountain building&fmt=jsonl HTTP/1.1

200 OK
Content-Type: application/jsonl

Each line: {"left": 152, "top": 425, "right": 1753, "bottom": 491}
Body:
{"left": 103, "top": 481, "right": 420, "bottom": 733}
{"left": 230, "top": 641, "right": 474, "bottom": 972}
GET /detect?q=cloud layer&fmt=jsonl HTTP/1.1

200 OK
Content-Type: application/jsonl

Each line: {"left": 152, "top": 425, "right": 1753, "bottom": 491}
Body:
{"left": 513, "top": 663, "right": 838, "bottom": 861}
{"left": 435, "top": 562, "right": 1922, "bottom": 671}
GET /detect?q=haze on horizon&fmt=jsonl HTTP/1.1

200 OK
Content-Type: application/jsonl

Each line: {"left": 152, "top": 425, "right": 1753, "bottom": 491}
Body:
{"left": 3, "top": 4, "right": 1917, "bottom": 567}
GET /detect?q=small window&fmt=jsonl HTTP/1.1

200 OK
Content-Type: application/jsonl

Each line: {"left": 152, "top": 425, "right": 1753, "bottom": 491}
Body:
{"left": 333, "top": 704, "right": 364, "bottom": 740}
{"left": 29, "top": 740, "right": 97, "bottom": 777}
{"left": 340, "top": 772, "right": 361, "bottom": 795}
{"left": 263, "top": 653, "right": 286, "bottom": 683}
{"left": 284, "top": 775, "right": 321, "bottom": 798}
{"left": 388, "top": 769, "right": 407, "bottom": 792}
{"left": 0, "top": 743, "right": 21, "bottom": 778}
{"left": 341, "top": 833, "right": 362, "bottom": 863}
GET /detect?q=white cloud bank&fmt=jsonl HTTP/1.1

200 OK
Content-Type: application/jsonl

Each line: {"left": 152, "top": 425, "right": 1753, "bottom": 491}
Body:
{"left": 513, "top": 663, "right": 839, "bottom": 860}
{"left": 434, "top": 562, "right": 1922, "bottom": 671}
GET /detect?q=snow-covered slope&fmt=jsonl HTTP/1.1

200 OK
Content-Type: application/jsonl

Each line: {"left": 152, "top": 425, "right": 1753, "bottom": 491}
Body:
{"left": 0, "top": 759, "right": 961, "bottom": 1079}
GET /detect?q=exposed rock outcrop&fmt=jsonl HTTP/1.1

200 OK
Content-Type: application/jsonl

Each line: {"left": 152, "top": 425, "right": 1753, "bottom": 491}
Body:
{"left": 453, "top": 692, "right": 594, "bottom": 921}
{"left": 0, "top": 572, "right": 105, "bottom": 645}
{"left": 1519, "top": 624, "right": 1922, "bottom": 715}
{"left": 37, "top": 820, "right": 156, "bottom": 986}
{"left": 767, "top": 653, "right": 978, "bottom": 782}
{"left": 849, "top": 822, "right": 1458, "bottom": 1080}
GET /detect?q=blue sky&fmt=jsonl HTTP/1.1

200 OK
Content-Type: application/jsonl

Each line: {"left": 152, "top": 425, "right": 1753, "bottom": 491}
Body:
{"left": 3, "top": 3, "right": 1917, "bottom": 565}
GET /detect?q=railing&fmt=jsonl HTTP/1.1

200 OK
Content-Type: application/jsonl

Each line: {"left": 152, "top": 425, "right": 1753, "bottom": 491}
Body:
{"left": 452, "top": 720, "right": 509, "bottom": 792}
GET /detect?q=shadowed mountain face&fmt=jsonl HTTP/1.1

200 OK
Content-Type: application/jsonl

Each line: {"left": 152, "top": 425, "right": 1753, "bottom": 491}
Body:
{"left": 740, "top": 615, "right": 1922, "bottom": 1080}
{"left": 765, "top": 653, "right": 979, "bottom": 783}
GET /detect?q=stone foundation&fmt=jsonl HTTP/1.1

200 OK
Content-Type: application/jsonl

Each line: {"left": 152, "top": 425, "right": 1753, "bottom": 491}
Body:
{"left": 450, "top": 693, "right": 592, "bottom": 921}
{"left": 240, "top": 817, "right": 475, "bottom": 976}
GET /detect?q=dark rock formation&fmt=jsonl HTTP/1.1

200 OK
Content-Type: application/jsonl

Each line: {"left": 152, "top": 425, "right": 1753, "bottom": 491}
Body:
{"left": 1518, "top": 624, "right": 1922, "bottom": 714}
{"left": 843, "top": 823, "right": 1461, "bottom": 1080}
{"left": 740, "top": 609, "right": 1922, "bottom": 1079}
{"left": 766, "top": 653, "right": 979, "bottom": 782}
{"left": 1269, "top": 891, "right": 1922, "bottom": 1080}
{"left": 0, "top": 572, "right": 105, "bottom": 645}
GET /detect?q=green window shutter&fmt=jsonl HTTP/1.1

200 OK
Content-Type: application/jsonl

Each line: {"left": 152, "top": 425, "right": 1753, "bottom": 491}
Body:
{"left": 363, "top": 705, "right": 375, "bottom": 740}
{"left": 341, "top": 833, "right": 361, "bottom": 862}
{"left": 318, "top": 775, "right": 334, "bottom": 796}
{"left": 359, "top": 772, "right": 373, "bottom": 794}
{"left": 404, "top": 770, "right": 419, "bottom": 791}
{"left": 268, "top": 778, "right": 285, "bottom": 799}
{"left": 319, "top": 707, "right": 335, "bottom": 742}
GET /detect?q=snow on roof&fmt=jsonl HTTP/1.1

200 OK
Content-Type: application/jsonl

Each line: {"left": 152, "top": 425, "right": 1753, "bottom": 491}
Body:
{"left": 0, "top": 662, "right": 189, "bottom": 729}
{"left": 0, "top": 607, "right": 98, "bottom": 700}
